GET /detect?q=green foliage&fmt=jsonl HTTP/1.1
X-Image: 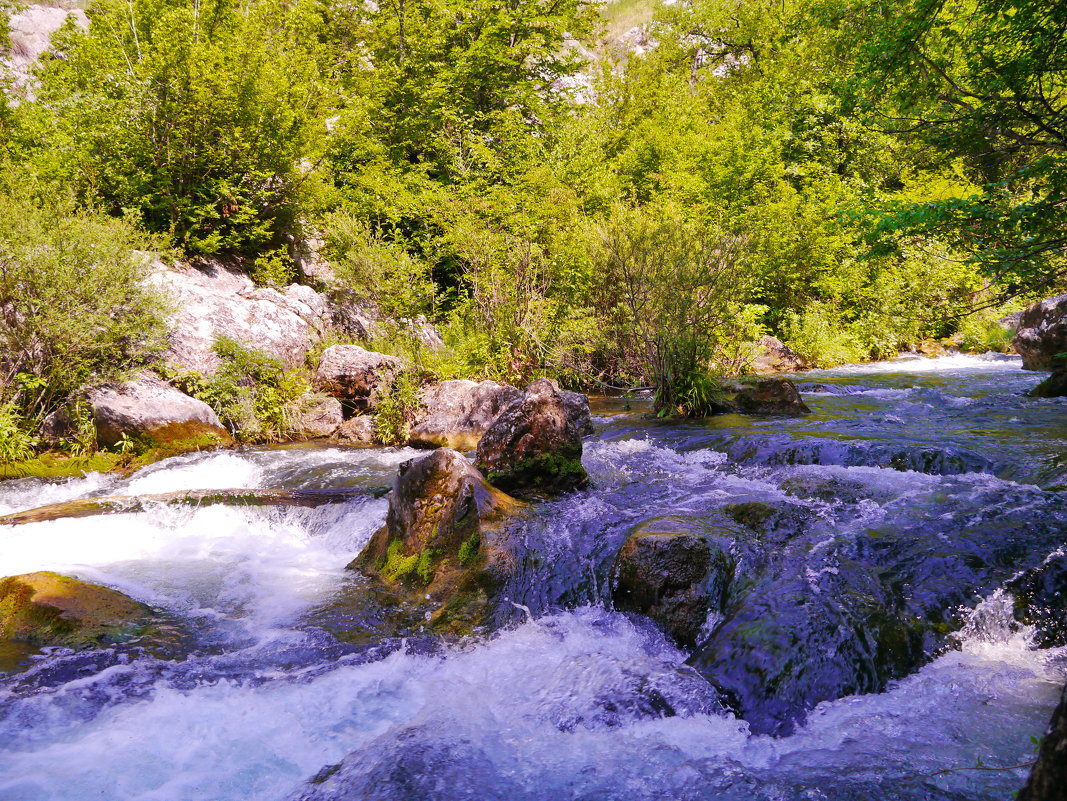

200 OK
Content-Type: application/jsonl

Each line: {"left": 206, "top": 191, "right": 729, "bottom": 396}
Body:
{"left": 0, "top": 402, "right": 37, "bottom": 464}
{"left": 22, "top": 0, "right": 325, "bottom": 256}
{"left": 0, "top": 168, "right": 167, "bottom": 427}
{"left": 458, "top": 532, "right": 481, "bottom": 568}
{"left": 177, "top": 336, "right": 307, "bottom": 443}
{"left": 249, "top": 249, "right": 297, "bottom": 289}
{"left": 372, "top": 370, "right": 423, "bottom": 446}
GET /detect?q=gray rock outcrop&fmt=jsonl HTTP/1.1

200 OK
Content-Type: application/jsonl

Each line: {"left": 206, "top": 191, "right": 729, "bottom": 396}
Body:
{"left": 408, "top": 380, "right": 523, "bottom": 451}
{"left": 148, "top": 258, "right": 333, "bottom": 374}
{"left": 313, "top": 345, "right": 405, "bottom": 408}
{"left": 337, "top": 415, "right": 376, "bottom": 445}
{"left": 474, "top": 378, "right": 592, "bottom": 497}
{"left": 1014, "top": 294, "right": 1067, "bottom": 371}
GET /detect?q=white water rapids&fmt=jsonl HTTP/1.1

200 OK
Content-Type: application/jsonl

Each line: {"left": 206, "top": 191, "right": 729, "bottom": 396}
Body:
{"left": 0, "top": 354, "right": 1064, "bottom": 801}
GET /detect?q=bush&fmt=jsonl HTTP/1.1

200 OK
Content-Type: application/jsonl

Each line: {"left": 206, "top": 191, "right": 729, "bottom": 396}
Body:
{"left": 373, "top": 370, "right": 423, "bottom": 446}
{"left": 592, "top": 204, "right": 746, "bottom": 415}
{"left": 0, "top": 171, "right": 167, "bottom": 427}
{"left": 173, "top": 336, "right": 307, "bottom": 443}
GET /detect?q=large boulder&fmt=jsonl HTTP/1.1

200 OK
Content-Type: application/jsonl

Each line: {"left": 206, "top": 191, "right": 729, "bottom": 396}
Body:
{"left": 474, "top": 378, "right": 593, "bottom": 497}
{"left": 148, "top": 258, "right": 334, "bottom": 374}
{"left": 1014, "top": 294, "right": 1067, "bottom": 370}
{"left": 351, "top": 448, "right": 523, "bottom": 633}
{"left": 337, "top": 415, "right": 376, "bottom": 445}
{"left": 1017, "top": 684, "right": 1067, "bottom": 801}
{"left": 313, "top": 345, "right": 405, "bottom": 408}
{"left": 44, "top": 374, "right": 228, "bottom": 449}
{"left": 613, "top": 518, "right": 730, "bottom": 648}
{"left": 408, "top": 380, "right": 523, "bottom": 451}
{"left": 751, "top": 335, "right": 805, "bottom": 374}
{"left": 0, "top": 572, "right": 158, "bottom": 649}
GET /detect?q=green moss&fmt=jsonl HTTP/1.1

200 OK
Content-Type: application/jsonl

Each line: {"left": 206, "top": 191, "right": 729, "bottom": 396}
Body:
{"left": 380, "top": 540, "right": 419, "bottom": 583}
{"left": 0, "top": 451, "right": 123, "bottom": 481}
{"left": 488, "top": 449, "right": 588, "bottom": 496}
{"left": 416, "top": 548, "right": 438, "bottom": 584}
{"left": 458, "top": 532, "right": 481, "bottom": 567}
{"left": 722, "top": 501, "right": 776, "bottom": 529}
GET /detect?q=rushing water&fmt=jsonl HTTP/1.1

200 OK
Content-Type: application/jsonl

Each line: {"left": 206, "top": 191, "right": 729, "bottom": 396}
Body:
{"left": 1, "top": 354, "right": 1065, "bottom": 801}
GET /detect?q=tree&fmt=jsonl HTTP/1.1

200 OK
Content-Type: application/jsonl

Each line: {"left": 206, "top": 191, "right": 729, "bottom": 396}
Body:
{"left": 22, "top": 0, "right": 326, "bottom": 256}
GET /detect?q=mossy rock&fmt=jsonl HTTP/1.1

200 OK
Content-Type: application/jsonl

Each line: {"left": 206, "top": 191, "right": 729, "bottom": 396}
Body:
{"left": 0, "top": 572, "right": 158, "bottom": 650}
{"left": 350, "top": 449, "right": 525, "bottom": 636}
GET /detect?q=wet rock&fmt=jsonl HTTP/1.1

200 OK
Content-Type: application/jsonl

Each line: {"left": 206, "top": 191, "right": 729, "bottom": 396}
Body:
{"left": 613, "top": 518, "right": 731, "bottom": 647}
{"left": 149, "top": 258, "right": 333, "bottom": 374}
{"left": 720, "top": 377, "right": 811, "bottom": 415}
{"left": 44, "top": 374, "right": 227, "bottom": 449}
{"left": 0, "top": 572, "right": 157, "bottom": 649}
{"left": 1007, "top": 552, "right": 1067, "bottom": 647}
{"left": 292, "top": 728, "right": 526, "bottom": 801}
{"left": 1017, "top": 683, "right": 1067, "bottom": 801}
{"left": 916, "top": 340, "right": 949, "bottom": 358}
{"left": 751, "top": 335, "right": 805, "bottom": 374}
{"left": 351, "top": 448, "right": 523, "bottom": 633}
{"left": 475, "top": 378, "right": 592, "bottom": 497}
{"left": 337, "top": 415, "right": 376, "bottom": 445}
{"left": 313, "top": 345, "right": 405, "bottom": 408}
{"left": 1014, "top": 293, "right": 1067, "bottom": 371}
{"left": 295, "top": 394, "right": 343, "bottom": 439}
{"left": 408, "top": 380, "right": 523, "bottom": 451}
{"left": 1030, "top": 369, "right": 1067, "bottom": 398}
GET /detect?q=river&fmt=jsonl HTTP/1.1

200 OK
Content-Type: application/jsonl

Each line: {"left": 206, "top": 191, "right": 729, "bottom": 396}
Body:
{"left": 1, "top": 353, "right": 1065, "bottom": 800}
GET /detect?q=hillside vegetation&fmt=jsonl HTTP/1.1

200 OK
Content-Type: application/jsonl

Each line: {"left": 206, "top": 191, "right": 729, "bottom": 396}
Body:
{"left": 0, "top": 0, "right": 1064, "bottom": 449}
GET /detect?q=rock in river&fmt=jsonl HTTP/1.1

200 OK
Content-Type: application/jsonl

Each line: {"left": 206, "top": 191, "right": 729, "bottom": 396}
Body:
{"left": 475, "top": 378, "right": 593, "bottom": 497}
{"left": 408, "top": 380, "right": 523, "bottom": 451}
{"left": 0, "top": 572, "right": 158, "bottom": 649}
{"left": 351, "top": 448, "right": 523, "bottom": 633}
{"left": 1014, "top": 293, "right": 1067, "bottom": 371}
{"left": 313, "top": 344, "right": 405, "bottom": 409}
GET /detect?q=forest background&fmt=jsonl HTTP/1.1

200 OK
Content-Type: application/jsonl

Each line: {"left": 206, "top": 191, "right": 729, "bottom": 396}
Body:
{"left": 0, "top": 0, "right": 1065, "bottom": 456}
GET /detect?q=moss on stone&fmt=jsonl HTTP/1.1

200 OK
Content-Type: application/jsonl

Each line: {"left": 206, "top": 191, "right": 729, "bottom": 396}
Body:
{"left": 722, "top": 501, "right": 777, "bottom": 529}
{"left": 487, "top": 449, "right": 587, "bottom": 496}
{"left": 379, "top": 540, "right": 419, "bottom": 583}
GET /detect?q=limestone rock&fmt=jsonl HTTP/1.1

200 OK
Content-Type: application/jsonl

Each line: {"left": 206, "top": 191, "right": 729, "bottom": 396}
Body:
{"left": 337, "top": 415, "right": 376, "bottom": 445}
{"left": 148, "top": 258, "right": 333, "bottom": 374}
{"left": 3, "top": 5, "right": 88, "bottom": 99}
{"left": 408, "top": 380, "right": 523, "bottom": 451}
{"left": 295, "top": 394, "right": 344, "bottom": 439}
{"left": 613, "top": 518, "right": 728, "bottom": 647}
{"left": 43, "top": 374, "right": 227, "bottom": 448}
{"left": 1017, "top": 683, "right": 1067, "bottom": 801}
{"left": 475, "top": 378, "right": 592, "bottom": 497}
{"left": 1014, "top": 294, "right": 1067, "bottom": 371}
{"left": 313, "top": 345, "right": 405, "bottom": 407}
{"left": 0, "top": 572, "right": 156, "bottom": 649}
{"left": 352, "top": 448, "right": 522, "bottom": 633}
{"left": 751, "top": 335, "right": 805, "bottom": 374}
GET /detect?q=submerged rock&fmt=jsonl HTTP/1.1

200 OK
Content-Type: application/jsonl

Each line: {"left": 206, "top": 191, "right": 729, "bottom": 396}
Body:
{"left": 0, "top": 572, "right": 157, "bottom": 649}
{"left": 1007, "top": 552, "right": 1067, "bottom": 647}
{"left": 313, "top": 344, "right": 405, "bottom": 408}
{"left": 475, "top": 378, "right": 592, "bottom": 497}
{"left": 1017, "top": 683, "right": 1067, "bottom": 801}
{"left": 1014, "top": 294, "right": 1067, "bottom": 371}
{"left": 613, "top": 518, "right": 731, "bottom": 647}
{"left": 408, "top": 380, "right": 523, "bottom": 451}
{"left": 351, "top": 448, "right": 523, "bottom": 633}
